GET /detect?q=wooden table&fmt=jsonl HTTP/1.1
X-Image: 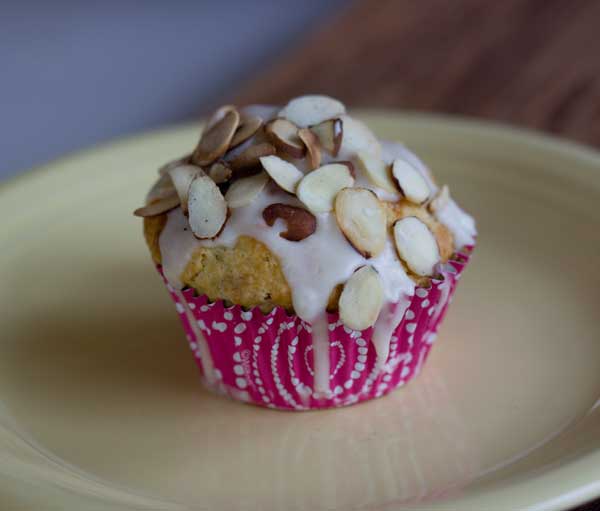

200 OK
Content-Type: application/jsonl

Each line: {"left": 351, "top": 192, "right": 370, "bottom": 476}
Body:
{"left": 233, "top": 0, "right": 600, "bottom": 149}
{"left": 232, "top": 1, "right": 600, "bottom": 509}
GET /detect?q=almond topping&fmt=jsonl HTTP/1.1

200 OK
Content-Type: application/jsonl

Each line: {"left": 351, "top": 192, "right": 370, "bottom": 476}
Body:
{"left": 278, "top": 95, "right": 346, "bottom": 128}
{"left": 230, "top": 114, "right": 263, "bottom": 148}
{"left": 262, "top": 203, "right": 317, "bottom": 242}
{"left": 428, "top": 185, "right": 450, "bottom": 213}
{"left": 338, "top": 115, "right": 381, "bottom": 158}
{"left": 207, "top": 161, "right": 233, "bottom": 184}
{"left": 356, "top": 151, "right": 398, "bottom": 194}
{"left": 191, "top": 108, "right": 240, "bottom": 166}
{"left": 334, "top": 187, "right": 387, "bottom": 258}
{"left": 264, "top": 118, "right": 305, "bottom": 158}
{"left": 393, "top": 216, "right": 440, "bottom": 276}
{"left": 168, "top": 164, "right": 202, "bottom": 214}
{"left": 146, "top": 172, "right": 176, "bottom": 203}
{"left": 205, "top": 104, "right": 237, "bottom": 129}
{"left": 158, "top": 155, "right": 191, "bottom": 176}
{"left": 188, "top": 175, "right": 228, "bottom": 239}
{"left": 259, "top": 155, "right": 303, "bottom": 193}
{"left": 134, "top": 192, "right": 180, "bottom": 217}
{"left": 339, "top": 266, "right": 384, "bottom": 331}
{"left": 391, "top": 159, "right": 430, "bottom": 204}
{"left": 225, "top": 172, "right": 269, "bottom": 208}
{"left": 297, "top": 163, "right": 355, "bottom": 213}
{"left": 298, "top": 128, "right": 321, "bottom": 170}
{"left": 310, "top": 118, "right": 343, "bottom": 156}
{"left": 229, "top": 142, "right": 276, "bottom": 172}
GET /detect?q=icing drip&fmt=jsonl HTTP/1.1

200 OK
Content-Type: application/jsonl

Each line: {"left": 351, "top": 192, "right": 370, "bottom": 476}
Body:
{"left": 371, "top": 295, "right": 413, "bottom": 370}
{"left": 433, "top": 198, "right": 476, "bottom": 250}
{"left": 311, "top": 315, "right": 332, "bottom": 396}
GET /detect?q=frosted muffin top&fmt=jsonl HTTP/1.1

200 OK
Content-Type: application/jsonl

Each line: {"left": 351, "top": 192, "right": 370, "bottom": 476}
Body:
{"left": 135, "top": 95, "right": 476, "bottom": 366}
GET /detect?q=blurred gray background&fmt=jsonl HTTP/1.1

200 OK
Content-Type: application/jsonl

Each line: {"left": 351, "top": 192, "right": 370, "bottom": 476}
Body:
{"left": 0, "top": 0, "right": 348, "bottom": 180}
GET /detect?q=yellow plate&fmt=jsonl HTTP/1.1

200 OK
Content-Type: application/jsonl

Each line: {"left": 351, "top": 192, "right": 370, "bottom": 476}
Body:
{"left": 1, "top": 113, "right": 600, "bottom": 511}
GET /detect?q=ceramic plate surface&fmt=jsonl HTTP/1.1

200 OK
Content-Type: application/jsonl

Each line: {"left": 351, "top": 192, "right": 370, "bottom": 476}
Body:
{"left": 1, "top": 113, "right": 600, "bottom": 511}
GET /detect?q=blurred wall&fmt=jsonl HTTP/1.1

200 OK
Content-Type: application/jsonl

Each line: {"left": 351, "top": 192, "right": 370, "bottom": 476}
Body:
{"left": 0, "top": 0, "right": 348, "bottom": 179}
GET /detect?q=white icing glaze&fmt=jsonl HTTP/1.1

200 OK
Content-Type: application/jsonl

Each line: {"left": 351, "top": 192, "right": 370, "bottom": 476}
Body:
{"left": 434, "top": 198, "right": 476, "bottom": 249}
{"left": 371, "top": 295, "right": 413, "bottom": 370}
{"left": 157, "top": 104, "right": 476, "bottom": 393}
{"left": 311, "top": 315, "right": 332, "bottom": 396}
{"left": 161, "top": 181, "right": 414, "bottom": 323}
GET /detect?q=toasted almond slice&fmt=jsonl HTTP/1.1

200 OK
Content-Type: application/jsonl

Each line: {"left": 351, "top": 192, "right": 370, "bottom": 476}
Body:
{"left": 206, "top": 104, "right": 237, "bottom": 129}
{"left": 134, "top": 192, "right": 180, "bottom": 217}
{"left": 264, "top": 118, "right": 305, "bottom": 158}
{"left": 188, "top": 175, "right": 228, "bottom": 238}
{"left": 393, "top": 216, "right": 440, "bottom": 276}
{"left": 191, "top": 109, "right": 240, "bottom": 166}
{"left": 298, "top": 128, "right": 321, "bottom": 170}
{"left": 146, "top": 172, "right": 176, "bottom": 203}
{"left": 310, "top": 118, "right": 343, "bottom": 156}
{"left": 158, "top": 155, "right": 191, "bottom": 176}
{"left": 334, "top": 187, "right": 387, "bottom": 258}
{"left": 259, "top": 155, "right": 303, "bottom": 193}
{"left": 428, "top": 185, "right": 450, "bottom": 213}
{"left": 207, "top": 161, "right": 233, "bottom": 184}
{"left": 392, "top": 159, "right": 430, "bottom": 204}
{"left": 262, "top": 203, "right": 316, "bottom": 241}
{"left": 297, "top": 163, "right": 355, "bottom": 213}
{"left": 225, "top": 172, "right": 269, "bottom": 208}
{"left": 338, "top": 115, "right": 381, "bottom": 158}
{"left": 356, "top": 151, "right": 398, "bottom": 194}
{"left": 278, "top": 95, "right": 346, "bottom": 128}
{"left": 339, "top": 266, "right": 384, "bottom": 330}
{"left": 229, "top": 142, "right": 276, "bottom": 172}
{"left": 168, "top": 164, "right": 202, "bottom": 214}
{"left": 230, "top": 114, "right": 263, "bottom": 148}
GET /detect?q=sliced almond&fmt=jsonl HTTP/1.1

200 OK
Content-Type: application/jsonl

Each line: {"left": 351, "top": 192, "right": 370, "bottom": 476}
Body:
{"left": 134, "top": 192, "right": 180, "bottom": 217}
{"left": 264, "top": 118, "right": 305, "bottom": 158}
{"left": 310, "top": 118, "right": 343, "bottom": 156}
{"left": 146, "top": 172, "right": 176, "bottom": 203}
{"left": 168, "top": 164, "right": 202, "bottom": 214}
{"left": 225, "top": 172, "right": 269, "bottom": 208}
{"left": 158, "top": 155, "right": 191, "bottom": 176}
{"left": 339, "top": 266, "right": 384, "bottom": 331}
{"left": 334, "top": 187, "right": 387, "bottom": 258}
{"left": 188, "top": 175, "right": 228, "bottom": 239}
{"left": 206, "top": 104, "right": 237, "bottom": 129}
{"left": 428, "top": 185, "right": 450, "bottom": 213}
{"left": 262, "top": 203, "right": 316, "bottom": 241}
{"left": 356, "top": 151, "right": 398, "bottom": 194}
{"left": 229, "top": 142, "right": 276, "bottom": 172}
{"left": 207, "top": 161, "right": 233, "bottom": 184}
{"left": 259, "top": 155, "right": 303, "bottom": 193}
{"left": 298, "top": 128, "right": 321, "bottom": 170}
{"left": 393, "top": 216, "right": 440, "bottom": 276}
{"left": 392, "top": 159, "right": 430, "bottom": 204}
{"left": 191, "top": 108, "right": 240, "bottom": 166}
{"left": 278, "top": 95, "right": 346, "bottom": 128}
{"left": 338, "top": 115, "right": 381, "bottom": 158}
{"left": 296, "top": 163, "right": 355, "bottom": 213}
{"left": 230, "top": 114, "right": 263, "bottom": 148}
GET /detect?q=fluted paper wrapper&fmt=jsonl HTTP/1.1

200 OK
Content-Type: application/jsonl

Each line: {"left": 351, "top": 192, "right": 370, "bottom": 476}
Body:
{"left": 158, "top": 249, "right": 472, "bottom": 410}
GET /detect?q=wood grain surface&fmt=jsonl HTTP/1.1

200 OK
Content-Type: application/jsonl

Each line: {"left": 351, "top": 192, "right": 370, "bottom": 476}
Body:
{"left": 232, "top": 0, "right": 600, "bottom": 148}
{"left": 233, "top": 1, "right": 600, "bottom": 510}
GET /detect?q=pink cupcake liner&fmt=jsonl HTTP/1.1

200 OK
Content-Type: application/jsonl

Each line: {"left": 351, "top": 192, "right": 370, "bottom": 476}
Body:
{"left": 158, "top": 248, "right": 472, "bottom": 410}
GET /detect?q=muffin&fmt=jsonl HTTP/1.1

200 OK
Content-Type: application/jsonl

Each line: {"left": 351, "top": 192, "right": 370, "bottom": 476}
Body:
{"left": 135, "top": 95, "right": 476, "bottom": 410}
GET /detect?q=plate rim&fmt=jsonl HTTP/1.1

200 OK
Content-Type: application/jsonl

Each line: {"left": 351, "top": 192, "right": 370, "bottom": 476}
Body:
{"left": 1, "top": 112, "right": 600, "bottom": 511}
